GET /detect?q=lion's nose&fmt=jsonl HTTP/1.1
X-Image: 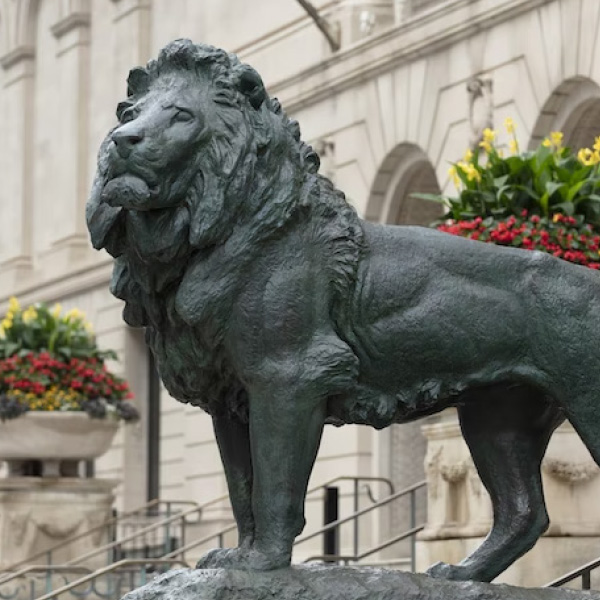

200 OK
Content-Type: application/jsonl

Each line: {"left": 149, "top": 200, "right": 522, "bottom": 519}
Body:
{"left": 112, "top": 128, "right": 144, "bottom": 157}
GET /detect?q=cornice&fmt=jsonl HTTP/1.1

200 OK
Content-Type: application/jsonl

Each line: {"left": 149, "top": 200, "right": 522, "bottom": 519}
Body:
{"left": 0, "top": 45, "right": 35, "bottom": 70}
{"left": 0, "top": 258, "right": 113, "bottom": 309}
{"left": 51, "top": 12, "right": 91, "bottom": 40}
{"left": 270, "top": 0, "right": 549, "bottom": 112}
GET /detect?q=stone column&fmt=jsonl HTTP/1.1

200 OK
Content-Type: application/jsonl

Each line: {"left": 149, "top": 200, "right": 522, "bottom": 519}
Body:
{"left": 37, "top": 1, "right": 92, "bottom": 277}
{"left": 110, "top": 0, "right": 152, "bottom": 76}
{"left": 0, "top": 47, "right": 35, "bottom": 291}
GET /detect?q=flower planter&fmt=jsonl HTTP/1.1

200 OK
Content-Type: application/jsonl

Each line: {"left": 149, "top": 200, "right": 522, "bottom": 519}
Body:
{"left": 0, "top": 412, "right": 119, "bottom": 477}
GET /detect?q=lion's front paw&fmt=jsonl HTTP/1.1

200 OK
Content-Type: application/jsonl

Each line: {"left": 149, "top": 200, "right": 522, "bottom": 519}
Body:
{"left": 426, "top": 561, "right": 470, "bottom": 581}
{"left": 195, "top": 548, "right": 239, "bottom": 569}
{"left": 195, "top": 547, "right": 289, "bottom": 571}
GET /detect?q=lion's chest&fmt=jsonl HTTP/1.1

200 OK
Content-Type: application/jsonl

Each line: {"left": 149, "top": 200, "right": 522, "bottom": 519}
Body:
{"left": 146, "top": 321, "right": 233, "bottom": 411}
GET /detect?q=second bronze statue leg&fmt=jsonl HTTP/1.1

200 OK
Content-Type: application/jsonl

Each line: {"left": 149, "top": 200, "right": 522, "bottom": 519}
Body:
{"left": 196, "top": 411, "right": 254, "bottom": 568}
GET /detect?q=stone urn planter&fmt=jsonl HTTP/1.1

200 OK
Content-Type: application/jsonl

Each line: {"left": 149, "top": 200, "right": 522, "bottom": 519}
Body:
{"left": 0, "top": 412, "right": 119, "bottom": 477}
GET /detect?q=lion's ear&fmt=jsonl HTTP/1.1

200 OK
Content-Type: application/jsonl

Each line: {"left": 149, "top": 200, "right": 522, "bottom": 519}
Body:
{"left": 127, "top": 67, "right": 150, "bottom": 97}
{"left": 236, "top": 66, "right": 267, "bottom": 110}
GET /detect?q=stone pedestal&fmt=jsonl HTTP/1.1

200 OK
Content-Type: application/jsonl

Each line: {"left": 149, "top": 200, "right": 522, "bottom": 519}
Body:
{"left": 120, "top": 566, "right": 600, "bottom": 600}
{"left": 0, "top": 477, "right": 119, "bottom": 569}
{"left": 416, "top": 413, "right": 600, "bottom": 587}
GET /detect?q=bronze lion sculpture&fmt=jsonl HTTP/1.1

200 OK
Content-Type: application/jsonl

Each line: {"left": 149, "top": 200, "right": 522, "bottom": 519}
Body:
{"left": 87, "top": 39, "right": 600, "bottom": 582}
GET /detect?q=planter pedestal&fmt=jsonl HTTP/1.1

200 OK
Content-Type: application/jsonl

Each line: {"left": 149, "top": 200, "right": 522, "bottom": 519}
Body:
{"left": 0, "top": 412, "right": 120, "bottom": 477}
{"left": 0, "top": 477, "right": 119, "bottom": 569}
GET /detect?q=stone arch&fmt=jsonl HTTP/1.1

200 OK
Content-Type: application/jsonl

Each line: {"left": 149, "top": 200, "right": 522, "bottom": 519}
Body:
{"left": 366, "top": 142, "right": 442, "bottom": 225}
{"left": 529, "top": 77, "right": 600, "bottom": 150}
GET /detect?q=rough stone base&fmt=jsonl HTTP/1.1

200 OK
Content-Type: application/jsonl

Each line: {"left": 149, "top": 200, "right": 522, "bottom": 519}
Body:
{"left": 416, "top": 536, "right": 600, "bottom": 588}
{"left": 122, "top": 566, "right": 600, "bottom": 600}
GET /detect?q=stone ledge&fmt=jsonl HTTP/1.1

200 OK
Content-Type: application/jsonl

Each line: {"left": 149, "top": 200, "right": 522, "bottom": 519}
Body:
{"left": 121, "top": 566, "right": 600, "bottom": 600}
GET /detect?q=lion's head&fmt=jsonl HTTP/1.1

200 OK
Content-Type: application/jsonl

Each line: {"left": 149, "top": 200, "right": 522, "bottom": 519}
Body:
{"left": 87, "top": 39, "right": 362, "bottom": 338}
{"left": 87, "top": 39, "right": 322, "bottom": 264}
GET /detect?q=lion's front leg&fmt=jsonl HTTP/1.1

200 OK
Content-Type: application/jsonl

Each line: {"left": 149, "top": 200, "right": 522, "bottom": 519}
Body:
{"left": 196, "top": 410, "right": 255, "bottom": 570}
{"left": 248, "top": 386, "right": 326, "bottom": 569}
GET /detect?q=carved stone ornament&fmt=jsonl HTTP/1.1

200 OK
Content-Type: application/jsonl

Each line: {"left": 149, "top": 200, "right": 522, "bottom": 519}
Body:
{"left": 542, "top": 458, "right": 600, "bottom": 484}
{"left": 88, "top": 39, "right": 600, "bottom": 584}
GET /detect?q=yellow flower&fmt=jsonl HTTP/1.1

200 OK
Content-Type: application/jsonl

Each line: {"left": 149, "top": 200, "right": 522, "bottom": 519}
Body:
{"left": 482, "top": 128, "right": 496, "bottom": 144}
{"left": 8, "top": 297, "right": 20, "bottom": 313}
{"left": 550, "top": 131, "right": 563, "bottom": 148}
{"left": 542, "top": 138, "right": 552, "bottom": 148}
{"left": 552, "top": 214, "right": 561, "bottom": 223}
{"left": 504, "top": 117, "right": 515, "bottom": 134}
{"left": 1, "top": 317, "right": 12, "bottom": 330}
{"left": 463, "top": 163, "right": 481, "bottom": 182}
{"left": 463, "top": 149, "right": 473, "bottom": 163}
{"left": 578, "top": 148, "right": 595, "bottom": 166}
{"left": 448, "top": 165, "right": 461, "bottom": 188}
{"left": 51, "top": 303, "right": 62, "bottom": 318}
{"left": 22, "top": 306, "right": 37, "bottom": 324}
{"left": 479, "top": 140, "right": 492, "bottom": 153}
{"left": 593, "top": 136, "right": 600, "bottom": 153}
{"left": 65, "top": 308, "right": 85, "bottom": 321}
{"left": 509, "top": 139, "right": 519, "bottom": 155}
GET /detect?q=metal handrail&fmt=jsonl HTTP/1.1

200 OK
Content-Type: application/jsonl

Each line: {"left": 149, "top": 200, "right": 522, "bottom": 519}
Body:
{"left": 5, "top": 476, "right": 397, "bottom": 600}
{"left": 304, "top": 524, "right": 425, "bottom": 564}
{"left": 0, "top": 566, "right": 93, "bottom": 588}
{"left": 161, "top": 524, "right": 238, "bottom": 560}
{"left": 0, "top": 498, "right": 199, "bottom": 575}
{"left": 32, "top": 559, "right": 189, "bottom": 600}
{"left": 295, "top": 480, "right": 426, "bottom": 545}
{"left": 160, "top": 475, "right": 396, "bottom": 559}
{"left": 0, "top": 492, "right": 229, "bottom": 588}
{"left": 59, "top": 493, "right": 228, "bottom": 568}
{"left": 546, "top": 555, "right": 600, "bottom": 589}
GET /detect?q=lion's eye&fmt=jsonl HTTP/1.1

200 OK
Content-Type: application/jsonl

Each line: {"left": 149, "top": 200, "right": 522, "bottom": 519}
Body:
{"left": 173, "top": 109, "right": 193, "bottom": 123}
{"left": 121, "top": 108, "right": 136, "bottom": 124}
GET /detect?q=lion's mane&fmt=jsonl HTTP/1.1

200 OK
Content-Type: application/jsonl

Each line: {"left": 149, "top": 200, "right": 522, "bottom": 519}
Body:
{"left": 87, "top": 39, "right": 365, "bottom": 414}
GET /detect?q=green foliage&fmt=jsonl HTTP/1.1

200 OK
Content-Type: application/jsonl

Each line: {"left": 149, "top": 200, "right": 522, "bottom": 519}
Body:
{"left": 421, "top": 129, "right": 600, "bottom": 226}
{"left": 0, "top": 298, "right": 114, "bottom": 362}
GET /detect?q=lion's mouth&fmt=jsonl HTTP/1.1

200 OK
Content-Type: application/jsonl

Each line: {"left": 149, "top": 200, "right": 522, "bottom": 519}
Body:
{"left": 101, "top": 174, "right": 157, "bottom": 210}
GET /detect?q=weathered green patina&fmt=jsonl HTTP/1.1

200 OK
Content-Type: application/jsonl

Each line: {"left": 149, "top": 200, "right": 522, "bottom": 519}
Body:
{"left": 87, "top": 39, "right": 600, "bottom": 582}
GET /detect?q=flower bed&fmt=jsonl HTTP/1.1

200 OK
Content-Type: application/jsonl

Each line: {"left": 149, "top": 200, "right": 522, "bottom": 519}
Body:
{"left": 0, "top": 298, "right": 138, "bottom": 422}
{"left": 418, "top": 119, "right": 600, "bottom": 269}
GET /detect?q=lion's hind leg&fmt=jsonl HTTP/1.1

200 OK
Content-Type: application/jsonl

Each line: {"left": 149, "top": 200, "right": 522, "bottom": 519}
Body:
{"left": 427, "top": 384, "right": 563, "bottom": 582}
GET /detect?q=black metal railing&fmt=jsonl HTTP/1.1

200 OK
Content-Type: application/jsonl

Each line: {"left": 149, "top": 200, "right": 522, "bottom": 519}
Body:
{"left": 296, "top": 480, "right": 426, "bottom": 571}
{"left": 546, "top": 555, "right": 600, "bottom": 590}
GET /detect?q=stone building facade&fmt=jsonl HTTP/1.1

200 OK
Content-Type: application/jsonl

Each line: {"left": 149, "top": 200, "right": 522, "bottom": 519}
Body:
{"left": 1, "top": 0, "right": 600, "bottom": 585}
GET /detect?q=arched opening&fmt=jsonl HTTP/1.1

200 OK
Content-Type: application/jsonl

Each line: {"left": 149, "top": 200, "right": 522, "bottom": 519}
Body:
{"left": 366, "top": 142, "right": 443, "bottom": 225}
{"left": 529, "top": 77, "right": 600, "bottom": 150}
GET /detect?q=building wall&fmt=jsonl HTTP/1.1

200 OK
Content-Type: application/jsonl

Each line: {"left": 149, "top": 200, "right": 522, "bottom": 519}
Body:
{"left": 1, "top": 0, "right": 600, "bottom": 572}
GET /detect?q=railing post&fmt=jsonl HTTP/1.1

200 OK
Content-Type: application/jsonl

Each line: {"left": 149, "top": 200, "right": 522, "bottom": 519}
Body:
{"left": 323, "top": 486, "right": 339, "bottom": 561}
{"left": 410, "top": 489, "right": 416, "bottom": 572}
{"left": 353, "top": 478, "right": 359, "bottom": 558}
{"left": 583, "top": 570, "right": 591, "bottom": 590}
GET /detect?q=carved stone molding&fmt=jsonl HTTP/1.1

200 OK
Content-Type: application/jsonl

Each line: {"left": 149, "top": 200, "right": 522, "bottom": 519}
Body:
{"left": 109, "top": 0, "right": 151, "bottom": 22}
{"left": 440, "top": 461, "right": 468, "bottom": 484}
{"left": 542, "top": 458, "right": 600, "bottom": 484}
{"left": 51, "top": 12, "right": 90, "bottom": 39}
